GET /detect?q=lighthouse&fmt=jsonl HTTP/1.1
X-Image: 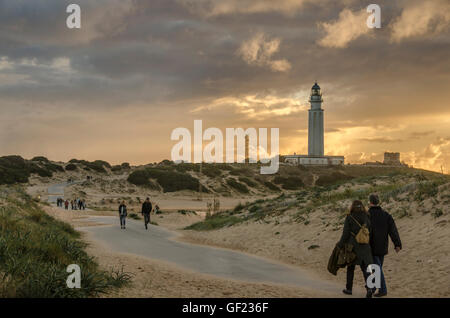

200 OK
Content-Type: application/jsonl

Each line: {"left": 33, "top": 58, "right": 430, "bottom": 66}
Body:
{"left": 284, "top": 82, "right": 344, "bottom": 166}
{"left": 308, "top": 82, "right": 324, "bottom": 157}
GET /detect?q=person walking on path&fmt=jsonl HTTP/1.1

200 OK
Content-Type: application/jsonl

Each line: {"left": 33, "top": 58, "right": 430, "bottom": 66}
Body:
{"left": 368, "top": 194, "right": 402, "bottom": 297}
{"left": 64, "top": 200, "right": 69, "bottom": 210}
{"left": 141, "top": 197, "right": 152, "bottom": 230}
{"left": 338, "top": 200, "right": 374, "bottom": 298}
{"left": 118, "top": 201, "right": 128, "bottom": 229}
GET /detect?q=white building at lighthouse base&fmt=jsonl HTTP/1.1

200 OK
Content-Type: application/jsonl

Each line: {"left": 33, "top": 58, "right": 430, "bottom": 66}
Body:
{"left": 284, "top": 154, "right": 344, "bottom": 166}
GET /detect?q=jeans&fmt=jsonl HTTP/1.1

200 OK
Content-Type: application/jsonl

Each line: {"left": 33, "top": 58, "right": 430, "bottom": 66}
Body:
{"left": 143, "top": 213, "right": 150, "bottom": 228}
{"left": 373, "top": 255, "right": 387, "bottom": 293}
{"left": 346, "top": 262, "right": 371, "bottom": 291}
{"left": 120, "top": 215, "right": 126, "bottom": 227}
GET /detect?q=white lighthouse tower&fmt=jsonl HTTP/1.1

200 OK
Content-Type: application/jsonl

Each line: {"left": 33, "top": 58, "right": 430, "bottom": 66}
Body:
{"left": 308, "top": 82, "right": 324, "bottom": 157}
{"left": 284, "top": 82, "right": 345, "bottom": 166}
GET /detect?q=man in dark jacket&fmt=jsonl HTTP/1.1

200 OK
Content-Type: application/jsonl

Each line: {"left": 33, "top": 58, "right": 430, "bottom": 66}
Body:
{"left": 141, "top": 197, "right": 152, "bottom": 230}
{"left": 368, "top": 194, "right": 402, "bottom": 297}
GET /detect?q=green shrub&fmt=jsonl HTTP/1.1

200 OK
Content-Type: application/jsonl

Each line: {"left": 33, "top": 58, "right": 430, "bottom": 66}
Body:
{"left": 128, "top": 168, "right": 207, "bottom": 193}
{"left": 273, "top": 176, "right": 304, "bottom": 190}
{"left": 45, "top": 163, "right": 64, "bottom": 173}
{"left": 216, "top": 164, "right": 234, "bottom": 171}
{"left": 121, "top": 162, "right": 131, "bottom": 169}
{"left": 238, "top": 177, "right": 257, "bottom": 187}
{"left": 264, "top": 181, "right": 280, "bottom": 191}
{"left": 68, "top": 159, "right": 109, "bottom": 173}
{"left": 159, "top": 159, "right": 174, "bottom": 166}
{"left": 394, "top": 207, "right": 410, "bottom": 219}
{"left": 28, "top": 163, "right": 53, "bottom": 178}
{"left": 233, "top": 203, "right": 245, "bottom": 213}
{"left": 31, "top": 156, "right": 50, "bottom": 163}
{"left": 202, "top": 166, "right": 222, "bottom": 178}
{"left": 65, "top": 163, "right": 78, "bottom": 171}
{"left": 185, "top": 213, "right": 243, "bottom": 231}
{"left": 93, "top": 160, "right": 111, "bottom": 169}
{"left": 316, "top": 172, "right": 354, "bottom": 186}
{"left": 414, "top": 181, "right": 441, "bottom": 201}
{"left": 432, "top": 209, "right": 443, "bottom": 218}
{"left": 226, "top": 179, "right": 249, "bottom": 193}
{"left": 177, "top": 209, "right": 197, "bottom": 215}
{"left": 111, "top": 165, "right": 122, "bottom": 172}
{"left": 229, "top": 167, "right": 252, "bottom": 177}
{"left": 0, "top": 156, "right": 58, "bottom": 184}
{"left": 174, "top": 163, "right": 198, "bottom": 173}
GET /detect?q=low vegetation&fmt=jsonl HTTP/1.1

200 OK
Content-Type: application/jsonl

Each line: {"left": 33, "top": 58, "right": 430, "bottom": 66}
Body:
{"left": 185, "top": 214, "right": 242, "bottom": 231}
{"left": 0, "top": 187, "right": 131, "bottom": 297}
{"left": 128, "top": 213, "right": 141, "bottom": 220}
{"left": 178, "top": 209, "right": 197, "bottom": 215}
{"left": 263, "top": 181, "right": 281, "bottom": 192}
{"left": 315, "top": 171, "right": 354, "bottom": 186}
{"left": 273, "top": 176, "right": 304, "bottom": 190}
{"left": 187, "top": 169, "right": 450, "bottom": 231}
{"left": 65, "top": 163, "right": 78, "bottom": 171}
{"left": 0, "top": 156, "right": 65, "bottom": 185}
{"left": 68, "top": 159, "right": 111, "bottom": 173}
{"left": 128, "top": 168, "right": 208, "bottom": 193}
{"left": 226, "top": 178, "right": 249, "bottom": 194}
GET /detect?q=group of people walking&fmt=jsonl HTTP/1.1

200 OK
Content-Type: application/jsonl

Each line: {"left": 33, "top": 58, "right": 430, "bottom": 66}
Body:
{"left": 56, "top": 197, "right": 86, "bottom": 210}
{"left": 119, "top": 197, "right": 159, "bottom": 230}
{"left": 333, "top": 194, "right": 402, "bottom": 298}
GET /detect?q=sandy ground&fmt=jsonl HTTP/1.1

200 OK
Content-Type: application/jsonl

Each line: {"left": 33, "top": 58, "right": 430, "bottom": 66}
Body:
{"left": 178, "top": 208, "right": 450, "bottom": 298}
{"left": 85, "top": 234, "right": 329, "bottom": 298}
{"left": 43, "top": 205, "right": 337, "bottom": 297}
{"left": 27, "top": 173, "right": 274, "bottom": 215}
{"left": 37, "top": 173, "right": 450, "bottom": 298}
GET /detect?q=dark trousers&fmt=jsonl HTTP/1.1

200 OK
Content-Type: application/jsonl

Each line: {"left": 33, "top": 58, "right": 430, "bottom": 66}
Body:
{"left": 346, "top": 262, "right": 370, "bottom": 291}
{"left": 143, "top": 213, "right": 150, "bottom": 228}
{"left": 120, "top": 215, "right": 126, "bottom": 227}
{"left": 373, "top": 255, "right": 387, "bottom": 293}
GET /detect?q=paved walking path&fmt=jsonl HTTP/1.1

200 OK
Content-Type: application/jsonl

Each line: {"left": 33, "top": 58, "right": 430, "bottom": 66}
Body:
{"left": 48, "top": 182, "right": 359, "bottom": 297}
{"left": 78, "top": 216, "right": 343, "bottom": 295}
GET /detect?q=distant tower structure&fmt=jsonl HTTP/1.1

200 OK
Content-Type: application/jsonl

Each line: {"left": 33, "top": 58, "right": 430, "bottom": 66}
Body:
{"left": 383, "top": 152, "right": 401, "bottom": 165}
{"left": 245, "top": 135, "right": 249, "bottom": 164}
{"left": 308, "top": 82, "right": 324, "bottom": 157}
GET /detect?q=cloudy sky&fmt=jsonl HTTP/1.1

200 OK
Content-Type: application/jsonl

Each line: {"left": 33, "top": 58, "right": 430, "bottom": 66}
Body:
{"left": 0, "top": 0, "right": 449, "bottom": 172}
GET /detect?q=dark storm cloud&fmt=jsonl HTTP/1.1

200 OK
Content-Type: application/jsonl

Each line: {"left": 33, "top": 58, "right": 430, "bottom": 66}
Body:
{"left": 0, "top": 0, "right": 449, "bottom": 170}
{"left": 1, "top": 0, "right": 447, "bottom": 111}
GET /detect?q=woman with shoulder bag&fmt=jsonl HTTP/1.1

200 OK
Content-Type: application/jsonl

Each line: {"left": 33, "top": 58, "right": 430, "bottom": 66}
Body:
{"left": 337, "top": 200, "right": 374, "bottom": 298}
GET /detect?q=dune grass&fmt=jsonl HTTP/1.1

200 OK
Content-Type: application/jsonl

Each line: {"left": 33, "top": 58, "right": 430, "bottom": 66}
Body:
{"left": 0, "top": 186, "right": 131, "bottom": 297}
{"left": 185, "top": 171, "right": 450, "bottom": 231}
{"left": 185, "top": 214, "right": 243, "bottom": 231}
{"left": 128, "top": 168, "right": 208, "bottom": 193}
